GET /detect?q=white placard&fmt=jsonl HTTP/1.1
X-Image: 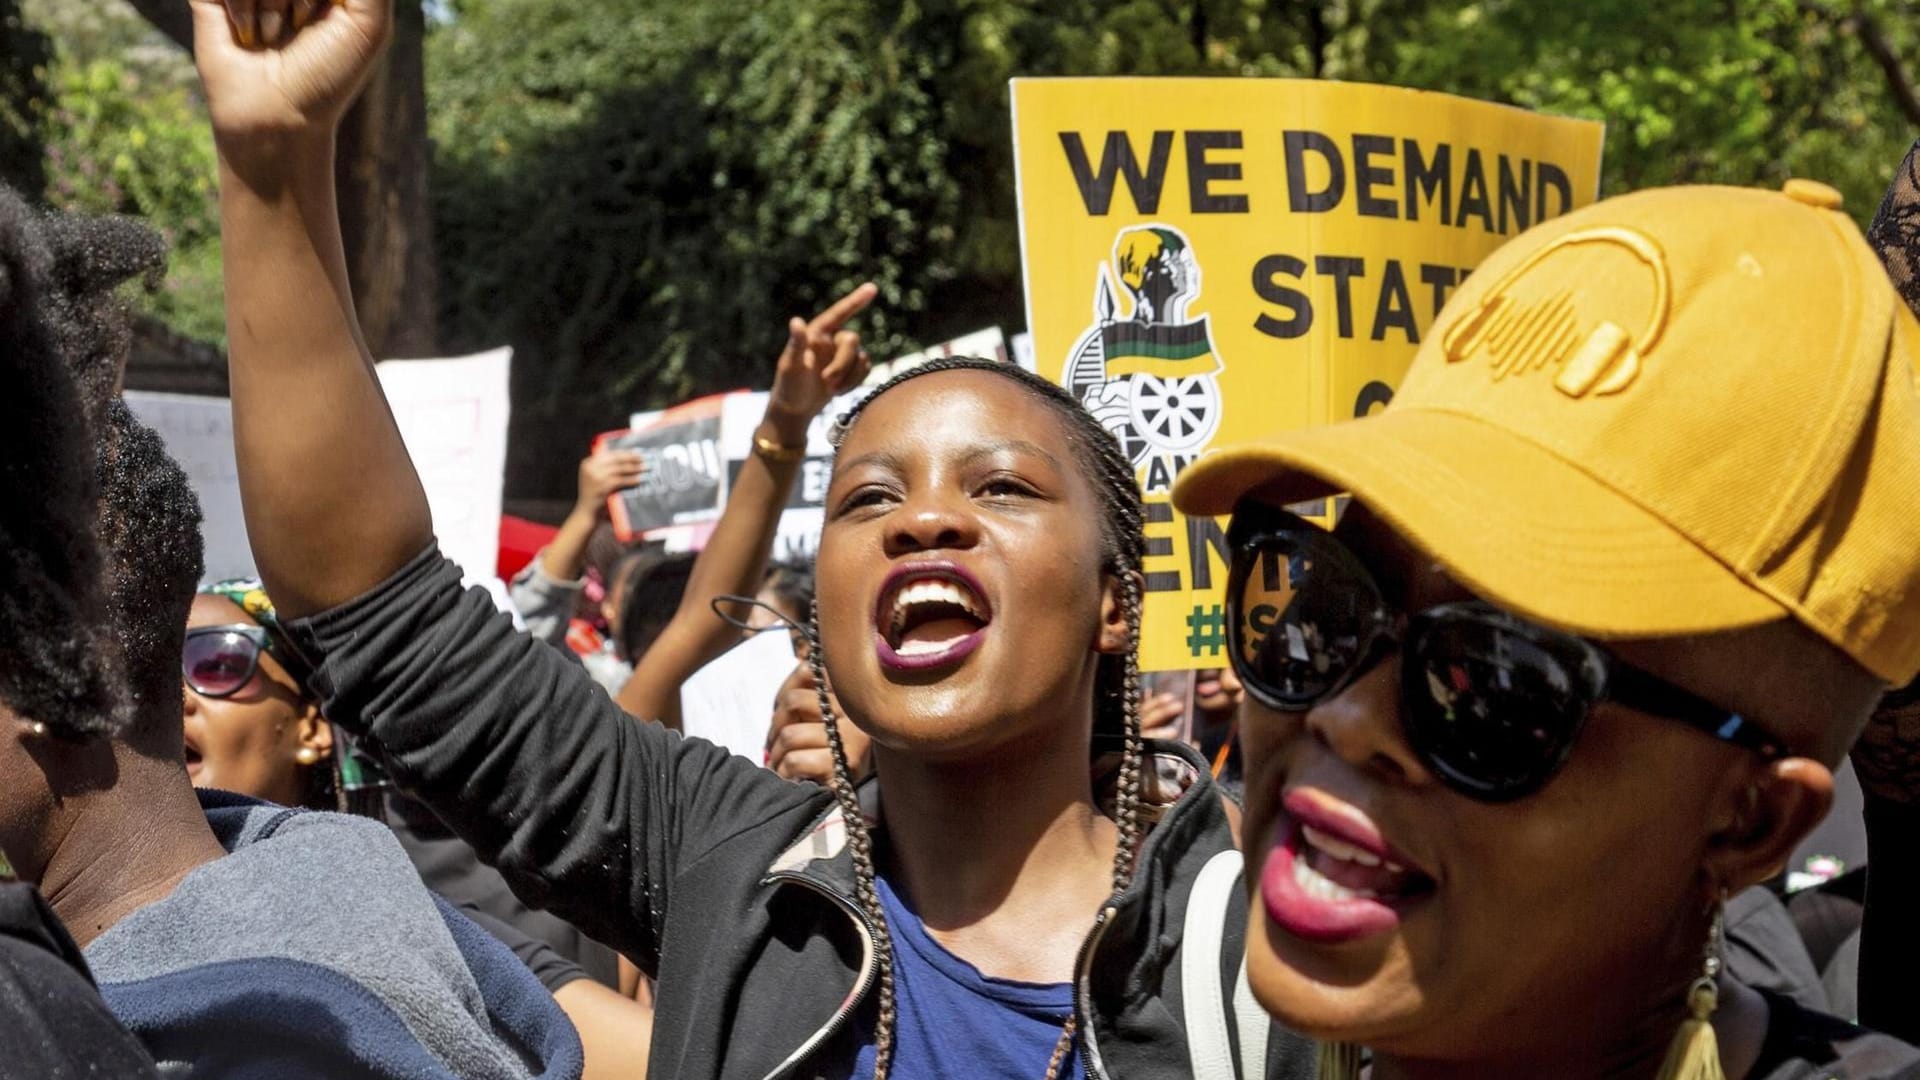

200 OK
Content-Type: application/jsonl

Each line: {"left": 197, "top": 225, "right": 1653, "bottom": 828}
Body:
{"left": 124, "top": 390, "right": 255, "bottom": 581}
{"left": 679, "top": 627, "right": 805, "bottom": 761}
{"left": 863, "top": 325, "right": 1007, "bottom": 385}
{"left": 1011, "top": 331, "right": 1036, "bottom": 373}
{"left": 374, "top": 347, "right": 513, "bottom": 583}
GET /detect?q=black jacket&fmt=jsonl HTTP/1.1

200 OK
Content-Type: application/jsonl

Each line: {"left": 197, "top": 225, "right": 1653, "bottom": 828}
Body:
{"left": 0, "top": 880, "right": 159, "bottom": 1080}
{"left": 290, "top": 547, "right": 1312, "bottom": 1079}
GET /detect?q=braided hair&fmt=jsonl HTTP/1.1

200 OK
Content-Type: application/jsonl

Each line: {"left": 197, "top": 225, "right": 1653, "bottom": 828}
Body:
{"left": 808, "top": 357, "right": 1148, "bottom": 1078}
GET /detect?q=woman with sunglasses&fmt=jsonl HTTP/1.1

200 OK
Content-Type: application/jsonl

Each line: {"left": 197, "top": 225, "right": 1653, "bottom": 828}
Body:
{"left": 182, "top": 578, "right": 658, "bottom": 1080}
{"left": 1174, "top": 181, "right": 1920, "bottom": 1079}
{"left": 183, "top": 582, "right": 336, "bottom": 809}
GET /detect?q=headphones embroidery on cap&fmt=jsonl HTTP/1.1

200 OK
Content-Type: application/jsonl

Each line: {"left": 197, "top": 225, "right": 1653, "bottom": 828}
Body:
{"left": 1441, "top": 226, "right": 1673, "bottom": 399}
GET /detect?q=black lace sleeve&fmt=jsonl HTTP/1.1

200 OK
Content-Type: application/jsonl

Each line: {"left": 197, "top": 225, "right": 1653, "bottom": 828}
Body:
{"left": 1868, "top": 140, "right": 1920, "bottom": 316}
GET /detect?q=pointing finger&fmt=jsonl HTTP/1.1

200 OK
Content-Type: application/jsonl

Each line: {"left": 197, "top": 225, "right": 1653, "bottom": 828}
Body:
{"left": 807, "top": 282, "right": 878, "bottom": 336}
{"left": 821, "top": 330, "right": 862, "bottom": 388}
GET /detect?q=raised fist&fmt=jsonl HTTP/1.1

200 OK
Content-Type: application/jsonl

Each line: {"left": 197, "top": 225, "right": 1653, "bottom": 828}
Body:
{"left": 190, "top": 0, "right": 392, "bottom": 147}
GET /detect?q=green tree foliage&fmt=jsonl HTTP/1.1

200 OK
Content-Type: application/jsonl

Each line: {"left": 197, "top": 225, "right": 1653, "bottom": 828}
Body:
{"left": 1365, "top": 0, "right": 1918, "bottom": 210}
{"left": 433, "top": 0, "right": 1920, "bottom": 501}
{"left": 430, "top": 0, "right": 958, "bottom": 409}
{"left": 40, "top": 57, "right": 223, "bottom": 342}
{"left": 23, "top": 0, "right": 224, "bottom": 343}
{"left": 0, "top": 0, "right": 51, "bottom": 195}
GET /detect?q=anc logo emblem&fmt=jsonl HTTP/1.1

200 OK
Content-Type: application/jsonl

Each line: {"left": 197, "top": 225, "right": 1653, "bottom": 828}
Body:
{"left": 1064, "top": 224, "right": 1225, "bottom": 467}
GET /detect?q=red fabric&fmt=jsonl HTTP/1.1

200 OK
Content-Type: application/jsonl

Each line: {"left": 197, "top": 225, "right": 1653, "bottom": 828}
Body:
{"left": 497, "top": 514, "right": 559, "bottom": 580}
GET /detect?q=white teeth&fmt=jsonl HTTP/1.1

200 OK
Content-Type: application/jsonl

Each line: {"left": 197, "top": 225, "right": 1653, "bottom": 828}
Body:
{"left": 1301, "top": 824, "right": 1382, "bottom": 868}
{"left": 1292, "top": 850, "right": 1376, "bottom": 902}
{"left": 895, "top": 638, "right": 958, "bottom": 657}
{"left": 889, "top": 578, "right": 985, "bottom": 638}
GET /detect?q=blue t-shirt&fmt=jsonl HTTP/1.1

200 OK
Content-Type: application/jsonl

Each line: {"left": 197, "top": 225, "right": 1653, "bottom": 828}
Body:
{"left": 840, "top": 873, "right": 1082, "bottom": 1079}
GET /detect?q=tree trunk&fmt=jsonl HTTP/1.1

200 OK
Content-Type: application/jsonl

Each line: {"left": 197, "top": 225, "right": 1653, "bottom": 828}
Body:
{"left": 335, "top": 0, "right": 440, "bottom": 358}
{"left": 122, "top": 0, "right": 440, "bottom": 359}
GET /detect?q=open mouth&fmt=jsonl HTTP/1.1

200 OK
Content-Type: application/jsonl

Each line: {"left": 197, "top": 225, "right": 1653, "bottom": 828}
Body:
{"left": 1260, "top": 789, "right": 1436, "bottom": 945}
{"left": 182, "top": 738, "right": 204, "bottom": 780}
{"left": 874, "top": 562, "right": 993, "bottom": 672}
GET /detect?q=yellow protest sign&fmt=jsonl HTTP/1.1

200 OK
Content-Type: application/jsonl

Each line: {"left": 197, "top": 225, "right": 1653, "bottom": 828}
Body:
{"left": 1012, "top": 78, "right": 1605, "bottom": 671}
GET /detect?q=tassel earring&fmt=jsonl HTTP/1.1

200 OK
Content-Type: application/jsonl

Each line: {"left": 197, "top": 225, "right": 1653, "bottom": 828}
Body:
{"left": 1655, "top": 896, "right": 1727, "bottom": 1080}
{"left": 1316, "top": 1041, "right": 1362, "bottom": 1080}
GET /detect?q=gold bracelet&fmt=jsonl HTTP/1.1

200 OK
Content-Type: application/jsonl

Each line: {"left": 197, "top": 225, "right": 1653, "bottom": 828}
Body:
{"left": 754, "top": 433, "right": 808, "bottom": 464}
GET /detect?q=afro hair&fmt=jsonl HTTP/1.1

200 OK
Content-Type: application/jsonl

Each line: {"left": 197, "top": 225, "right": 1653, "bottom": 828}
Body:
{"left": 0, "top": 185, "right": 126, "bottom": 738}
{"left": 30, "top": 200, "right": 205, "bottom": 751}
{"left": 92, "top": 398, "right": 205, "bottom": 751}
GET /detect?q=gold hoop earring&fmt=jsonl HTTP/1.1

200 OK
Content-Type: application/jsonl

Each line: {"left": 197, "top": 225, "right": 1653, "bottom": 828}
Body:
{"left": 1655, "top": 894, "right": 1727, "bottom": 1080}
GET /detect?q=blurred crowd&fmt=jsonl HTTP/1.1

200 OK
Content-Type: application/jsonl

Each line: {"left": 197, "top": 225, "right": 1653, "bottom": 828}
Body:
{"left": 5, "top": 3, "right": 1920, "bottom": 1080}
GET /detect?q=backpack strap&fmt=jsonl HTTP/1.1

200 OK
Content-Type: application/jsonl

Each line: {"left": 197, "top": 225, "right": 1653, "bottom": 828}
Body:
{"left": 1234, "top": 940, "right": 1269, "bottom": 1079}
{"left": 1184, "top": 848, "right": 1250, "bottom": 1079}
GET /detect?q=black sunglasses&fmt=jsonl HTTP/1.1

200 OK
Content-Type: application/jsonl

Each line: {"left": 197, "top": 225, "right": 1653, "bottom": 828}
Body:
{"left": 1224, "top": 501, "right": 1786, "bottom": 801}
{"left": 182, "top": 624, "right": 273, "bottom": 700}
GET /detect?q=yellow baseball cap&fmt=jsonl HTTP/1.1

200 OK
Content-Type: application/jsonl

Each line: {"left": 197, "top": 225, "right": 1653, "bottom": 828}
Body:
{"left": 1173, "top": 180, "right": 1920, "bottom": 685}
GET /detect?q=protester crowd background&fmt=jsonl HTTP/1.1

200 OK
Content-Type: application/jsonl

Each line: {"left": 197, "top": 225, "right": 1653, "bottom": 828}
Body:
{"left": 6, "top": 0, "right": 1920, "bottom": 505}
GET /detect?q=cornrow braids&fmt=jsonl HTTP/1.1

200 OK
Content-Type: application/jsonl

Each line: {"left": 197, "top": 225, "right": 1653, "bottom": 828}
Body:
{"left": 808, "top": 598, "right": 898, "bottom": 1078}
{"left": 819, "top": 356, "right": 1150, "bottom": 1077}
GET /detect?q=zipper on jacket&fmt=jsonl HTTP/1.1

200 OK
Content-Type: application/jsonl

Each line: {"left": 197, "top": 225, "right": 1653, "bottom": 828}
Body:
{"left": 1072, "top": 903, "right": 1119, "bottom": 1080}
{"left": 758, "top": 871, "right": 879, "bottom": 1080}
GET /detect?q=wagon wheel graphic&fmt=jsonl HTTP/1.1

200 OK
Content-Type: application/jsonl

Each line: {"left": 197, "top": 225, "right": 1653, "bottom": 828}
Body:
{"left": 1127, "top": 373, "right": 1220, "bottom": 455}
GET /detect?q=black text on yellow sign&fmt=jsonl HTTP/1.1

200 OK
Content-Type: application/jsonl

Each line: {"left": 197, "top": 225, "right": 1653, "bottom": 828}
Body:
{"left": 1013, "top": 79, "right": 1604, "bottom": 670}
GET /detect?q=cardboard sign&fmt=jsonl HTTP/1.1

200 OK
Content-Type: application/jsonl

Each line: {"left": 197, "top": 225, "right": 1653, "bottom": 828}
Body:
{"left": 600, "top": 394, "right": 729, "bottom": 542}
{"left": 1012, "top": 78, "right": 1605, "bottom": 670}
{"left": 865, "top": 326, "right": 1009, "bottom": 386}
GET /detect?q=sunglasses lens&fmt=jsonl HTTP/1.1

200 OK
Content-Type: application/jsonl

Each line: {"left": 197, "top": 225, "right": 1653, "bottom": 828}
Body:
{"left": 1231, "top": 528, "right": 1383, "bottom": 709}
{"left": 185, "top": 633, "right": 256, "bottom": 697}
{"left": 1402, "top": 610, "right": 1589, "bottom": 800}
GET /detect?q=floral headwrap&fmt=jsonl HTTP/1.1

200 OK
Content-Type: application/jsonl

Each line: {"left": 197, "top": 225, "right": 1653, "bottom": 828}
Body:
{"left": 197, "top": 578, "right": 314, "bottom": 688}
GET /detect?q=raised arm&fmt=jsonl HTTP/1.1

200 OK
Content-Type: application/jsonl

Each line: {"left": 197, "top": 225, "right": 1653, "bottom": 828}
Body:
{"left": 615, "top": 285, "right": 874, "bottom": 724}
{"left": 196, "top": 1, "right": 833, "bottom": 966}
{"left": 193, "top": 0, "right": 429, "bottom": 618}
{"left": 512, "top": 448, "right": 645, "bottom": 646}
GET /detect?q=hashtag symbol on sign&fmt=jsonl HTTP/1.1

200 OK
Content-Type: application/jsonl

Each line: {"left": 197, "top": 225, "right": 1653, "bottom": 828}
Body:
{"left": 1185, "top": 604, "right": 1226, "bottom": 658}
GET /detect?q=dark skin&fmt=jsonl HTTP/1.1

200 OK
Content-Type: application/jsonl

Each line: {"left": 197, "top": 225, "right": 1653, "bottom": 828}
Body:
{"left": 1237, "top": 498, "right": 1879, "bottom": 1080}
{"left": 182, "top": 593, "right": 332, "bottom": 808}
{"left": 200, "top": 0, "right": 1138, "bottom": 989}
{"left": 815, "top": 370, "right": 1132, "bottom": 983}
{"left": 0, "top": 713, "right": 228, "bottom": 950}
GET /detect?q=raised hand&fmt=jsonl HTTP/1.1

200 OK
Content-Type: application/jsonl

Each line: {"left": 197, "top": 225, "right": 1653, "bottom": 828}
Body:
{"left": 190, "top": 0, "right": 392, "bottom": 147}
{"left": 765, "top": 283, "right": 879, "bottom": 425}
{"left": 576, "top": 448, "right": 646, "bottom": 522}
{"left": 765, "top": 661, "right": 870, "bottom": 785}
{"left": 1139, "top": 691, "right": 1187, "bottom": 744}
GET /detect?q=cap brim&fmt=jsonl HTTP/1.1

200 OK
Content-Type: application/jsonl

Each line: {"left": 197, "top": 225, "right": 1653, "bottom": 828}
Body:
{"left": 1172, "top": 409, "right": 1786, "bottom": 641}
